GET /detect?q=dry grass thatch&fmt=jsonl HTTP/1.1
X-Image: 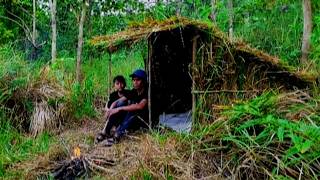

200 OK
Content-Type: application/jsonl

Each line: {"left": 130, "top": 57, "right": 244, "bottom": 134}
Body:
{"left": 90, "top": 16, "right": 215, "bottom": 50}
{"left": 28, "top": 67, "right": 67, "bottom": 136}
{"left": 90, "top": 17, "right": 318, "bottom": 84}
{"left": 3, "top": 66, "right": 68, "bottom": 136}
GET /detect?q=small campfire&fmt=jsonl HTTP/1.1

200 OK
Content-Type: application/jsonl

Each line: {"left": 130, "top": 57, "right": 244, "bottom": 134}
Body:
{"left": 51, "top": 146, "right": 116, "bottom": 179}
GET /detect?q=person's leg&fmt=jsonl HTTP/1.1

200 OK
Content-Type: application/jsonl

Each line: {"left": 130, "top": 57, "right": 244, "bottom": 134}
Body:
{"left": 101, "top": 115, "right": 119, "bottom": 137}
{"left": 100, "top": 112, "right": 135, "bottom": 146}
{"left": 126, "top": 114, "right": 149, "bottom": 132}
{"left": 101, "top": 101, "right": 127, "bottom": 136}
{"left": 116, "top": 100, "right": 127, "bottom": 107}
{"left": 103, "top": 113, "right": 148, "bottom": 146}
{"left": 114, "top": 112, "right": 138, "bottom": 138}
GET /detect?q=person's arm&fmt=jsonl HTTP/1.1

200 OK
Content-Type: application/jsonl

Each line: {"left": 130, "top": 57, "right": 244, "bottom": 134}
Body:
{"left": 104, "top": 96, "right": 128, "bottom": 119}
{"left": 110, "top": 96, "right": 127, "bottom": 109}
{"left": 104, "top": 92, "right": 116, "bottom": 111}
{"left": 118, "top": 99, "right": 147, "bottom": 111}
{"left": 108, "top": 98, "right": 147, "bottom": 116}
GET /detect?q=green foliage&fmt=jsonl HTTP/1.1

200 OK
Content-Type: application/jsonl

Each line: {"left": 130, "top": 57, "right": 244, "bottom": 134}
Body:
{"left": 0, "top": 121, "right": 54, "bottom": 177}
{"left": 233, "top": 114, "right": 320, "bottom": 163}
{"left": 70, "top": 78, "right": 96, "bottom": 119}
{"left": 310, "top": 9, "right": 320, "bottom": 65}
{"left": 0, "top": 44, "right": 29, "bottom": 115}
{"left": 130, "top": 168, "right": 155, "bottom": 180}
{"left": 0, "top": 22, "right": 14, "bottom": 43}
{"left": 215, "top": 1, "right": 304, "bottom": 65}
{"left": 219, "top": 92, "right": 320, "bottom": 178}
{"left": 152, "top": 91, "right": 320, "bottom": 179}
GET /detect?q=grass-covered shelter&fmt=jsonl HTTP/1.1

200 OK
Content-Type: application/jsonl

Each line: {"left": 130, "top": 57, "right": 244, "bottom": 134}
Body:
{"left": 90, "top": 17, "right": 317, "bottom": 128}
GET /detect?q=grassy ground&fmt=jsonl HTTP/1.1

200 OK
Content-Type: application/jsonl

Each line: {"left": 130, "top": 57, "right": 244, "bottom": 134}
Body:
{"left": 0, "top": 123, "right": 54, "bottom": 178}
{"left": 2, "top": 91, "right": 320, "bottom": 179}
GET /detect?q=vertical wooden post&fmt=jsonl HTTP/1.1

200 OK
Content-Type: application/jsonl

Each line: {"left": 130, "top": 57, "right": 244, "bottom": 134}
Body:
{"left": 148, "top": 39, "right": 152, "bottom": 129}
{"left": 191, "top": 36, "right": 199, "bottom": 124}
{"left": 108, "top": 52, "right": 112, "bottom": 96}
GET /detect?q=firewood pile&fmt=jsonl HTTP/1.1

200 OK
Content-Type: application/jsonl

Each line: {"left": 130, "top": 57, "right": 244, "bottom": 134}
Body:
{"left": 51, "top": 147, "right": 116, "bottom": 179}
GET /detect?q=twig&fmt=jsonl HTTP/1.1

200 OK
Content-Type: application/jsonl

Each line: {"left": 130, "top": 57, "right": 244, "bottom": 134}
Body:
{"left": 86, "top": 158, "right": 115, "bottom": 174}
{"left": 90, "top": 158, "right": 116, "bottom": 166}
{"left": 59, "top": 137, "right": 72, "bottom": 158}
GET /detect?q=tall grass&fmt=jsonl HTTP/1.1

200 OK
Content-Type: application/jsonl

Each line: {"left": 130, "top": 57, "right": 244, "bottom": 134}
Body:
{"left": 145, "top": 91, "right": 320, "bottom": 179}
{"left": 0, "top": 44, "right": 56, "bottom": 177}
{"left": 0, "top": 121, "right": 54, "bottom": 177}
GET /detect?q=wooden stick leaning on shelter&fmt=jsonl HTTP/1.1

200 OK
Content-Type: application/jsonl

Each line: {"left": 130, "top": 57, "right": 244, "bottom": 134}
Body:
{"left": 191, "top": 35, "right": 200, "bottom": 125}
{"left": 147, "top": 39, "right": 152, "bottom": 129}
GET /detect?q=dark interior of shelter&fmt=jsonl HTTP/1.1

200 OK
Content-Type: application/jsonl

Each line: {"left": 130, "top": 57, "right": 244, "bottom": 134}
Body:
{"left": 149, "top": 26, "right": 201, "bottom": 123}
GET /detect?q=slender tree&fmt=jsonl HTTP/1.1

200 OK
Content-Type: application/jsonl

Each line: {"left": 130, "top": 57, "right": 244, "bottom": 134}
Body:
{"left": 210, "top": 0, "right": 218, "bottom": 22}
{"left": 301, "top": 0, "right": 312, "bottom": 64}
{"left": 227, "top": 0, "right": 234, "bottom": 40}
{"left": 76, "top": 0, "right": 88, "bottom": 83}
{"left": 176, "top": 0, "right": 182, "bottom": 16}
{"left": 49, "top": 0, "right": 57, "bottom": 62}
{"left": 31, "top": 0, "right": 37, "bottom": 60}
{"left": 32, "top": 0, "right": 36, "bottom": 46}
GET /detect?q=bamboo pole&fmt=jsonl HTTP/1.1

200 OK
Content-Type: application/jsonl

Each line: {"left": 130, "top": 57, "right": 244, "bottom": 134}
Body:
{"left": 147, "top": 39, "right": 152, "bottom": 129}
{"left": 191, "top": 36, "right": 199, "bottom": 124}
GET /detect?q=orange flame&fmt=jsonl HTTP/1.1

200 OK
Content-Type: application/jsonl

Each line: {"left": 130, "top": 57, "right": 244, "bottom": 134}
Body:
{"left": 73, "top": 147, "right": 81, "bottom": 158}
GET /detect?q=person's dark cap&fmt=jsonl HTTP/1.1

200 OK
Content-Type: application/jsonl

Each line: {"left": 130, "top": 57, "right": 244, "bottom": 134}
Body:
{"left": 130, "top": 69, "right": 147, "bottom": 81}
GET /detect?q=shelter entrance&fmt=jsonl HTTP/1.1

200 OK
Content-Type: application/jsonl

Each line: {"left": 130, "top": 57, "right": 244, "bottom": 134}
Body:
{"left": 149, "top": 27, "right": 197, "bottom": 131}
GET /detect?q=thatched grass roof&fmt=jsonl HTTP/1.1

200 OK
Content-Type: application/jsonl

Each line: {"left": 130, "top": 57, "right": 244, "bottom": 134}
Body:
{"left": 90, "top": 17, "right": 216, "bottom": 50}
{"left": 90, "top": 17, "right": 318, "bottom": 84}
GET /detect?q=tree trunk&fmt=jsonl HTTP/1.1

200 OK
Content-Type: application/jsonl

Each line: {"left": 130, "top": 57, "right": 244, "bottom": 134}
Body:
{"left": 301, "top": 0, "right": 312, "bottom": 64}
{"left": 227, "top": 0, "right": 233, "bottom": 40}
{"left": 210, "top": 0, "right": 218, "bottom": 22}
{"left": 87, "top": 0, "right": 93, "bottom": 36}
{"left": 176, "top": 0, "right": 181, "bottom": 16}
{"left": 32, "top": 0, "right": 37, "bottom": 60}
{"left": 76, "top": 0, "right": 88, "bottom": 83}
{"left": 32, "top": 0, "right": 36, "bottom": 45}
{"left": 50, "top": 0, "right": 57, "bottom": 62}
{"left": 87, "top": 0, "right": 93, "bottom": 62}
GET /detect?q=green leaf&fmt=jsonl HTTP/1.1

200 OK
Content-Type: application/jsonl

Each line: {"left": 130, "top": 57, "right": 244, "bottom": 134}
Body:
{"left": 277, "top": 127, "right": 284, "bottom": 142}
{"left": 300, "top": 140, "right": 313, "bottom": 154}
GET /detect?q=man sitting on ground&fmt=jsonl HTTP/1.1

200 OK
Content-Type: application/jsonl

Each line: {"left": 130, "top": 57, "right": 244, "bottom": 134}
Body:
{"left": 96, "top": 69, "right": 149, "bottom": 146}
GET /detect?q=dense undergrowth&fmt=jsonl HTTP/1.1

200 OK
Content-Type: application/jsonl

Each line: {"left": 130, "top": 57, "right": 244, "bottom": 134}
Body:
{"left": 2, "top": 41, "right": 319, "bottom": 178}
{"left": 147, "top": 91, "right": 320, "bottom": 179}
